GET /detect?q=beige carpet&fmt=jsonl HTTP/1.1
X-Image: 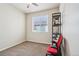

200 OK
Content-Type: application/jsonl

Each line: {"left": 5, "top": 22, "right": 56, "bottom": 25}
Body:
{"left": 0, "top": 41, "right": 48, "bottom": 56}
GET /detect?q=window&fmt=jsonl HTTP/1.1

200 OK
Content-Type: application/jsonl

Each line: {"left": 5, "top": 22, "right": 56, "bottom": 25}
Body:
{"left": 32, "top": 15, "right": 48, "bottom": 32}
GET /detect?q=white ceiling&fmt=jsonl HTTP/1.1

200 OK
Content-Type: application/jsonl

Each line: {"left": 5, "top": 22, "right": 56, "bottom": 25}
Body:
{"left": 11, "top": 3, "right": 59, "bottom": 13}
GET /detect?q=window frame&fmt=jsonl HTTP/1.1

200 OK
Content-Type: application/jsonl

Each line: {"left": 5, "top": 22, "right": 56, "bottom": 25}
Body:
{"left": 32, "top": 15, "right": 48, "bottom": 32}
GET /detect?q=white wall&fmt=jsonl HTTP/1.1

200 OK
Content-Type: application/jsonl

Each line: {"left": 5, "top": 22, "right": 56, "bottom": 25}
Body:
{"left": 0, "top": 4, "right": 25, "bottom": 51}
{"left": 26, "top": 8, "right": 59, "bottom": 44}
{"left": 60, "top": 3, "right": 79, "bottom": 56}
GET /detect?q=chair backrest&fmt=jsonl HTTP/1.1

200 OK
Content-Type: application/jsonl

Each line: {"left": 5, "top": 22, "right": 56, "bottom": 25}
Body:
{"left": 57, "top": 34, "right": 63, "bottom": 48}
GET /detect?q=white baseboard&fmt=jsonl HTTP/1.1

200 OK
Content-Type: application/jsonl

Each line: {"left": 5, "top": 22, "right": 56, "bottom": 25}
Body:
{"left": 0, "top": 40, "right": 50, "bottom": 52}
{"left": 26, "top": 40, "right": 51, "bottom": 45}
{"left": 0, "top": 40, "right": 26, "bottom": 52}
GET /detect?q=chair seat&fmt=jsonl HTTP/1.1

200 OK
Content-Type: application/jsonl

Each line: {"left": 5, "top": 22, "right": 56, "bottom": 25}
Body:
{"left": 47, "top": 45, "right": 57, "bottom": 54}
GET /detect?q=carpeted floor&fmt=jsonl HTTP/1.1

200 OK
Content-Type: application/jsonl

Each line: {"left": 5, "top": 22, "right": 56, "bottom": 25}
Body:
{"left": 0, "top": 41, "right": 48, "bottom": 56}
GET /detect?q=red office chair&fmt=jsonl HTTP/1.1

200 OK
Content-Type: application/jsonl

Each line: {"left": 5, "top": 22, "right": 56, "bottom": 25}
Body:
{"left": 46, "top": 34, "right": 63, "bottom": 56}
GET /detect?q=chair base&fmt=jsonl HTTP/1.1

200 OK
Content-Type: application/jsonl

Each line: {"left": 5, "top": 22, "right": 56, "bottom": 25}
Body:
{"left": 46, "top": 52, "right": 62, "bottom": 56}
{"left": 46, "top": 47, "right": 62, "bottom": 56}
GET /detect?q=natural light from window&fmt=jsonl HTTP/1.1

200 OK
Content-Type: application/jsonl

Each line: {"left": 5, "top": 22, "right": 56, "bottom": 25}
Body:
{"left": 32, "top": 15, "right": 48, "bottom": 32}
